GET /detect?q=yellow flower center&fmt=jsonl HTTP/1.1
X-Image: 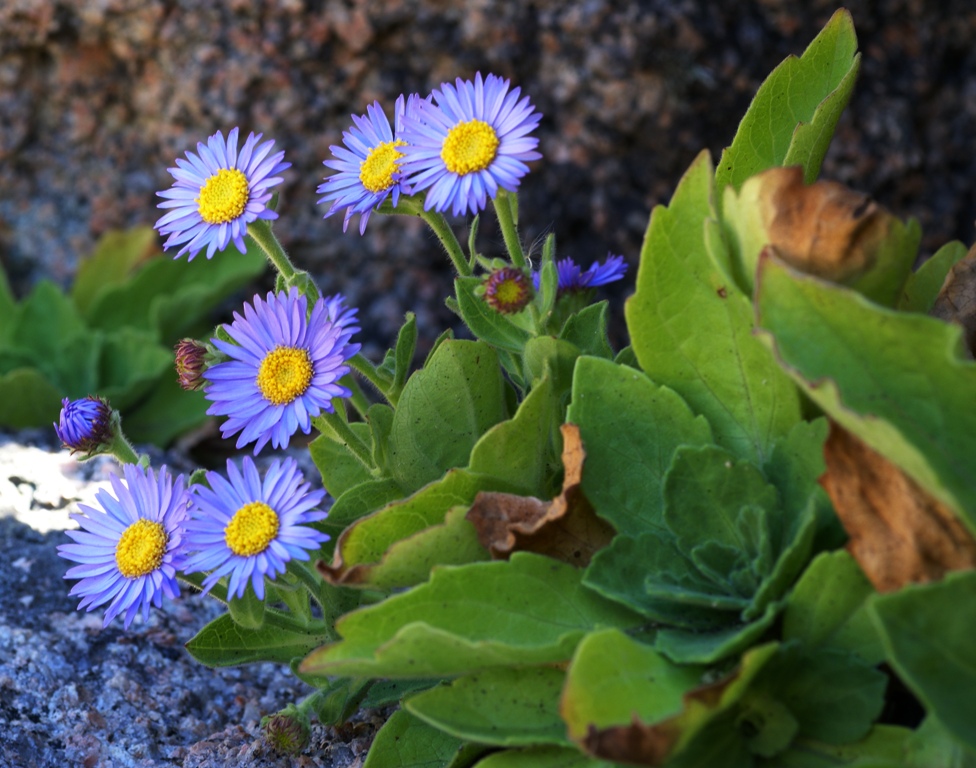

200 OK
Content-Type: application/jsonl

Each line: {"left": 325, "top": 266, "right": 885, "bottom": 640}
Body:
{"left": 256, "top": 346, "right": 313, "bottom": 405}
{"left": 115, "top": 519, "right": 168, "bottom": 578}
{"left": 224, "top": 501, "right": 280, "bottom": 557}
{"left": 196, "top": 168, "right": 250, "bottom": 224}
{"left": 441, "top": 119, "right": 499, "bottom": 175}
{"left": 495, "top": 277, "right": 525, "bottom": 306}
{"left": 359, "top": 140, "right": 406, "bottom": 193}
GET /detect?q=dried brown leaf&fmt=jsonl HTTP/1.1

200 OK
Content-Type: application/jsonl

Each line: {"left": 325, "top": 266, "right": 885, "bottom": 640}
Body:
{"left": 465, "top": 423, "right": 616, "bottom": 566}
{"left": 930, "top": 243, "right": 976, "bottom": 356}
{"left": 821, "top": 421, "right": 976, "bottom": 593}
{"left": 756, "top": 166, "right": 891, "bottom": 283}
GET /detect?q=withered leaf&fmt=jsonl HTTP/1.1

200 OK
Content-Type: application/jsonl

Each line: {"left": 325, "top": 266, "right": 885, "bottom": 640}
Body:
{"left": 581, "top": 676, "right": 731, "bottom": 766}
{"left": 755, "top": 165, "right": 890, "bottom": 283}
{"left": 821, "top": 422, "right": 976, "bottom": 593}
{"left": 465, "top": 423, "right": 616, "bottom": 566}
{"left": 929, "top": 243, "right": 976, "bottom": 356}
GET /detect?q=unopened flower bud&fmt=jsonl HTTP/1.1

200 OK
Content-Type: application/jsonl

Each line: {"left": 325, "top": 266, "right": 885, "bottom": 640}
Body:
{"left": 262, "top": 704, "right": 311, "bottom": 755}
{"left": 483, "top": 267, "right": 533, "bottom": 314}
{"left": 55, "top": 396, "right": 112, "bottom": 456}
{"left": 174, "top": 338, "right": 208, "bottom": 391}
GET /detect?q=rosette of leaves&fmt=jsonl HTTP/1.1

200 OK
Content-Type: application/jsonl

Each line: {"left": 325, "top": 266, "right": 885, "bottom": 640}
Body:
{"left": 0, "top": 226, "right": 266, "bottom": 444}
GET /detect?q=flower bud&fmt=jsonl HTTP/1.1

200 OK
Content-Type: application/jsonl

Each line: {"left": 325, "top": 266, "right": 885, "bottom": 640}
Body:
{"left": 174, "top": 338, "right": 208, "bottom": 391}
{"left": 262, "top": 704, "right": 311, "bottom": 755}
{"left": 55, "top": 396, "right": 112, "bottom": 456}
{"left": 483, "top": 267, "right": 533, "bottom": 314}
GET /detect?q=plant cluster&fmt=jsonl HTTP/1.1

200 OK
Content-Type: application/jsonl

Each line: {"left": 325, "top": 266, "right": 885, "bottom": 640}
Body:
{"left": 0, "top": 226, "right": 266, "bottom": 444}
{"left": 53, "top": 10, "right": 976, "bottom": 767}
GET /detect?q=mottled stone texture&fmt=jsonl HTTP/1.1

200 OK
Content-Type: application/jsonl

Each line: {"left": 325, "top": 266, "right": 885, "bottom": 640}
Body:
{"left": 2, "top": 0, "right": 976, "bottom": 355}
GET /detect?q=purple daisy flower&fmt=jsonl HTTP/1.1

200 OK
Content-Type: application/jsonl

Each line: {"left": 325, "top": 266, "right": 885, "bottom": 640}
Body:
{"left": 317, "top": 95, "right": 421, "bottom": 234}
{"left": 203, "top": 288, "right": 361, "bottom": 454}
{"left": 58, "top": 464, "right": 188, "bottom": 628}
{"left": 181, "top": 456, "right": 328, "bottom": 600}
{"left": 55, "top": 395, "right": 112, "bottom": 455}
{"left": 399, "top": 72, "right": 542, "bottom": 216}
{"left": 155, "top": 127, "right": 290, "bottom": 261}
{"left": 533, "top": 253, "right": 628, "bottom": 294}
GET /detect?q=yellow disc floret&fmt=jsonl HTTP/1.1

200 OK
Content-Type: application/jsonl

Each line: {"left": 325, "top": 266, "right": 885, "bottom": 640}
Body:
{"left": 197, "top": 168, "right": 250, "bottom": 224}
{"left": 359, "top": 139, "right": 406, "bottom": 193}
{"left": 441, "top": 119, "right": 499, "bottom": 175}
{"left": 257, "top": 346, "right": 313, "bottom": 405}
{"left": 224, "top": 501, "right": 280, "bottom": 557}
{"left": 115, "top": 519, "right": 168, "bottom": 578}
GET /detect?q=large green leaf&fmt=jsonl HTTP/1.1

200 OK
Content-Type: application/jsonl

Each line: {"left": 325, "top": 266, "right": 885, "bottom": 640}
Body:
{"left": 782, "top": 550, "right": 882, "bottom": 664}
{"left": 96, "top": 327, "right": 174, "bottom": 411}
{"left": 626, "top": 150, "right": 801, "bottom": 465}
{"left": 770, "top": 726, "right": 909, "bottom": 768}
{"left": 300, "top": 553, "right": 642, "bottom": 680}
{"left": 389, "top": 340, "right": 509, "bottom": 492}
{"left": 71, "top": 226, "right": 158, "bottom": 316}
{"left": 326, "top": 469, "right": 511, "bottom": 584}
{"left": 309, "top": 423, "right": 375, "bottom": 499}
{"left": 468, "top": 374, "right": 557, "bottom": 497}
{"left": 561, "top": 628, "right": 704, "bottom": 742}
{"left": 567, "top": 356, "right": 713, "bottom": 537}
{"left": 185, "top": 611, "right": 333, "bottom": 667}
{"left": 363, "top": 709, "right": 468, "bottom": 768}
{"left": 472, "top": 747, "right": 617, "bottom": 768}
{"left": 0, "top": 368, "right": 63, "bottom": 428}
{"left": 870, "top": 571, "right": 976, "bottom": 750}
{"left": 318, "top": 478, "right": 406, "bottom": 552}
{"left": 755, "top": 253, "right": 976, "bottom": 531}
{"left": 407, "top": 666, "right": 570, "bottom": 747}
{"left": 714, "top": 8, "right": 860, "bottom": 197}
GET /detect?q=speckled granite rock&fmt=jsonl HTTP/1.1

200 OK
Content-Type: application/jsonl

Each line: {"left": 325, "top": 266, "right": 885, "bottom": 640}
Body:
{"left": 3, "top": 1, "right": 976, "bottom": 357}
{"left": 0, "top": 429, "right": 378, "bottom": 768}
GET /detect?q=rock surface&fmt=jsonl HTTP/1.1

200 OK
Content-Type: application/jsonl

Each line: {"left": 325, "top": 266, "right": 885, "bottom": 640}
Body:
{"left": 0, "top": 429, "right": 380, "bottom": 768}
{"left": 3, "top": 1, "right": 976, "bottom": 356}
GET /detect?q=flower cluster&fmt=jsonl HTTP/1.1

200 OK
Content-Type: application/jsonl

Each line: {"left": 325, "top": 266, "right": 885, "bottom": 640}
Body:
{"left": 57, "top": 455, "right": 327, "bottom": 628}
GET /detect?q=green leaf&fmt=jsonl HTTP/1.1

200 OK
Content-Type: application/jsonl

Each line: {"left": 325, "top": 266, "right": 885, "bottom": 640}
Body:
{"left": 300, "top": 552, "right": 643, "bottom": 680}
{"left": 755, "top": 254, "right": 976, "bottom": 532}
{"left": 899, "top": 241, "right": 969, "bottom": 314}
{"left": 319, "top": 478, "right": 406, "bottom": 553}
{"left": 870, "top": 570, "right": 976, "bottom": 750}
{"left": 468, "top": 374, "right": 557, "bottom": 497}
{"left": 363, "top": 709, "right": 467, "bottom": 768}
{"left": 454, "top": 276, "right": 532, "bottom": 354}
{"left": 906, "top": 717, "right": 976, "bottom": 768}
{"left": 310, "top": 422, "right": 375, "bottom": 498}
{"left": 714, "top": 8, "right": 860, "bottom": 196}
{"left": 389, "top": 340, "right": 509, "bottom": 492}
{"left": 96, "top": 327, "right": 174, "bottom": 411}
{"left": 327, "top": 470, "right": 510, "bottom": 583}
{"left": 561, "top": 628, "right": 705, "bottom": 742}
{"left": 406, "top": 666, "right": 570, "bottom": 747}
{"left": 394, "top": 312, "right": 419, "bottom": 394}
{"left": 559, "top": 302, "right": 613, "bottom": 359}
{"left": 71, "top": 227, "right": 157, "bottom": 316}
{"left": 84, "top": 235, "right": 266, "bottom": 339}
{"left": 0, "top": 262, "right": 16, "bottom": 335}
{"left": 9, "top": 280, "right": 88, "bottom": 375}
{"left": 626, "top": 150, "right": 801, "bottom": 465}
{"left": 0, "top": 368, "right": 63, "bottom": 428}
{"left": 121, "top": 376, "right": 211, "bottom": 446}
{"left": 185, "top": 611, "right": 333, "bottom": 667}
{"left": 472, "top": 747, "right": 617, "bottom": 768}
{"left": 567, "top": 356, "right": 713, "bottom": 537}
{"left": 754, "top": 644, "right": 887, "bottom": 746}
{"left": 770, "top": 726, "right": 909, "bottom": 768}
{"left": 364, "top": 679, "right": 443, "bottom": 709}
{"left": 782, "top": 551, "right": 883, "bottom": 664}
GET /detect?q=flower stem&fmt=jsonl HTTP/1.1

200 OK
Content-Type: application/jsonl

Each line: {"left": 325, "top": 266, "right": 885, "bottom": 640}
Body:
{"left": 349, "top": 353, "right": 396, "bottom": 406}
{"left": 418, "top": 209, "right": 471, "bottom": 276}
{"left": 247, "top": 220, "right": 298, "bottom": 281}
{"left": 312, "top": 409, "right": 374, "bottom": 470}
{"left": 493, "top": 189, "right": 525, "bottom": 269}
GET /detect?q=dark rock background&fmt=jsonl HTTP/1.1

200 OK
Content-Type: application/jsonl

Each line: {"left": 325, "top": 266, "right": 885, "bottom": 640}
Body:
{"left": 3, "top": 0, "right": 976, "bottom": 358}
